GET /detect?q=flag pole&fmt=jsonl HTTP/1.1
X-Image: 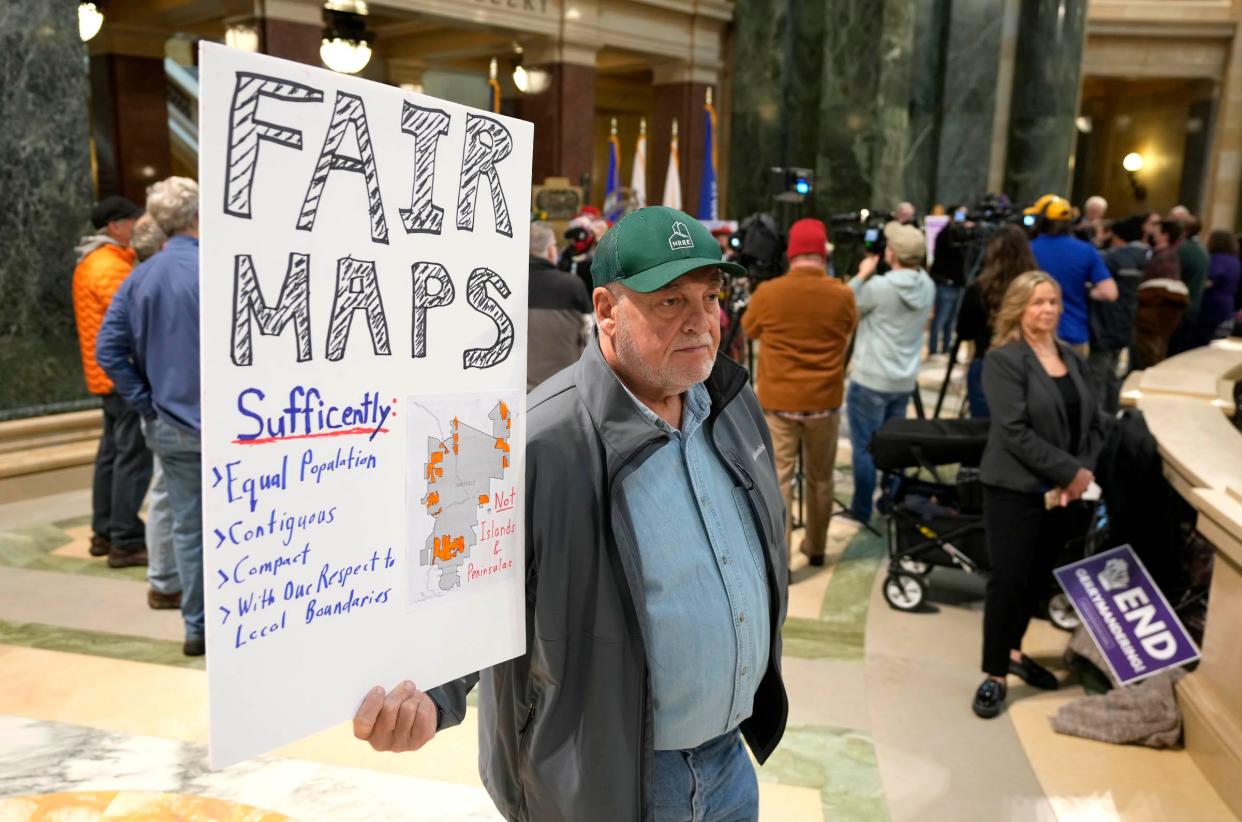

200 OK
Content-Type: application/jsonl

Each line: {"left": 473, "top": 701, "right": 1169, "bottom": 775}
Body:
{"left": 487, "top": 58, "right": 501, "bottom": 114}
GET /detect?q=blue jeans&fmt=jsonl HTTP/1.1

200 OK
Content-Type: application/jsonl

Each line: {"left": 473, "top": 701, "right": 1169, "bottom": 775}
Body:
{"left": 653, "top": 731, "right": 758, "bottom": 822}
{"left": 966, "top": 358, "right": 989, "bottom": 418}
{"left": 142, "top": 417, "right": 203, "bottom": 640}
{"left": 847, "top": 381, "right": 911, "bottom": 522}
{"left": 929, "top": 284, "right": 961, "bottom": 354}
{"left": 145, "top": 456, "right": 180, "bottom": 595}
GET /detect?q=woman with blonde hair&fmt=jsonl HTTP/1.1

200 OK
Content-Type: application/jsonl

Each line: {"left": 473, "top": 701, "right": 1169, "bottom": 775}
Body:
{"left": 972, "top": 271, "right": 1109, "bottom": 718}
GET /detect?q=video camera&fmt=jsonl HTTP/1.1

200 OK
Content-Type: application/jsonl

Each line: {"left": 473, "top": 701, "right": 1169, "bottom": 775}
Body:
{"left": 727, "top": 213, "right": 785, "bottom": 284}
{"left": 959, "top": 194, "right": 1026, "bottom": 232}
{"left": 828, "top": 209, "right": 894, "bottom": 257}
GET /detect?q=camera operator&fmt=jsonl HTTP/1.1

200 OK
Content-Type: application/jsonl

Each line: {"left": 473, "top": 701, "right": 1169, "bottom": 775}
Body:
{"left": 844, "top": 223, "right": 935, "bottom": 528}
{"left": 742, "top": 219, "right": 858, "bottom": 566}
{"left": 927, "top": 208, "right": 972, "bottom": 360}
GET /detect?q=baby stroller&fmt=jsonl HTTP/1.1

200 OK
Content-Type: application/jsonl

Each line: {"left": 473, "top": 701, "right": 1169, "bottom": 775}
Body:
{"left": 871, "top": 417, "right": 1098, "bottom": 629}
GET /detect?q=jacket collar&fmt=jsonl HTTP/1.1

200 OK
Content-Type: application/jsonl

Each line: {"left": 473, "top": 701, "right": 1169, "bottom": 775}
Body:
{"left": 1019, "top": 338, "right": 1090, "bottom": 441}
{"left": 787, "top": 263, "right": 828, "bottom": 278}
{"left": 574, "top": 336, "right": 749, "bottom": 466}
{"left": 528, "top": 255, "right": 559, "bottom": 273}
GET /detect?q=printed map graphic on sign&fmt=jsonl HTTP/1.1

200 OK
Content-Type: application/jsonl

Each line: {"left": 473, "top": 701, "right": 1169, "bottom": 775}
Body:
{"left": 407, "top": 393, "right": 521, "bottom": 605}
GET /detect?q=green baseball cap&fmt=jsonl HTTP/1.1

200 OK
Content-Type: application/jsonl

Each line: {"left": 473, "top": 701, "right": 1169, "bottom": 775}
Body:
{"left": 591, "top": 206, "right": 747, "bottom": 292}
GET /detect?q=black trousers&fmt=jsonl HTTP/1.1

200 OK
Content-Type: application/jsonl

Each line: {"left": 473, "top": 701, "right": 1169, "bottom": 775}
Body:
{"left": 91, "top": 393, "right": 153, "bottom": 549}
{"left": 981, "top": 484, "right": 1073, "bottom": 677}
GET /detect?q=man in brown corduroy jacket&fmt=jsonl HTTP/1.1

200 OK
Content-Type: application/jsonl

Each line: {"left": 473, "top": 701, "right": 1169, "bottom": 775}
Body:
{"left": 742, "top": 218, "right": 858, "bottom": 565}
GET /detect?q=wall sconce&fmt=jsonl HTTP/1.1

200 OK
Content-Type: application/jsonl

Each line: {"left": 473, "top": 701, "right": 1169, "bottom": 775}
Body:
{"left": 1122, "top": 152, "right": 1147, "bottom": 201}
{"left": 321, "top": 6, "right": 372, "bottom": 74}
{"left": 79, "top": 2, "right": 104, "bottom": 42}
{"left": 225, "top": 24, "right": 259, "bottom": 52}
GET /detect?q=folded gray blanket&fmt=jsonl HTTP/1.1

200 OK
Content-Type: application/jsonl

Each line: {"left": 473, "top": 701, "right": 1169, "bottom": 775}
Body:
{"left": 1052, "top": 627, "right": 1185, "bottom": 748}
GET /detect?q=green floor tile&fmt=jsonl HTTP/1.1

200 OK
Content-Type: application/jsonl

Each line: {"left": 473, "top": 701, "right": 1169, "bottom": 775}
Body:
{"left": 760, "top": 725, "right": 890, "bottom": 821}
{"left": 0, "top": 617, "right": 204, "bottom": 669}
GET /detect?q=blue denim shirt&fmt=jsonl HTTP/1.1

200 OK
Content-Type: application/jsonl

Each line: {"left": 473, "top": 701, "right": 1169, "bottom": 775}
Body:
{"left": 617, "top": 382, "right": 770, "bottom": 751}
{"left": 96, "top": 235, "right": 201, "bottom": 432}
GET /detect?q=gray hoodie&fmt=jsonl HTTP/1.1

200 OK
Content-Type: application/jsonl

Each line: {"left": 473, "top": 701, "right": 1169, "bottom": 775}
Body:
{"left": 848, "top": 266, "right": 936, "bottom": 394}
{"left": 75, "top": 233, "right": 120, "bottom": 263}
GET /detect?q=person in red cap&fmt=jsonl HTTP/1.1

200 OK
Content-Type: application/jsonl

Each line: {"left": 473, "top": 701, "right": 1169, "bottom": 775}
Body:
{"left": 742, "top": 218, "right": 858, "bottom": 566}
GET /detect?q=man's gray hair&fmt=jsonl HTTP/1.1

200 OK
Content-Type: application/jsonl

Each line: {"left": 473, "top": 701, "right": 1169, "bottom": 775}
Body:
{"left": 145, "top": 176, "right": 199, "bottom": 236}
{"left": 130, "top": 214, "right": 167, "bottom": 261}
{"left": 529, "top": 221, "right": 556, "bottom": 257}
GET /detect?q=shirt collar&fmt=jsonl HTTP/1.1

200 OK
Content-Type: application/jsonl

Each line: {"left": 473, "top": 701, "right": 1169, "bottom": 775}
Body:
{"left": 618, "top": 380, "right": 712, "bottom": 437}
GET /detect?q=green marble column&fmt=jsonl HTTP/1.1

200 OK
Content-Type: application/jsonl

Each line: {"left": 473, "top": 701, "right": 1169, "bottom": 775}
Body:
{"left": 726, "top": 0, "right": 790, "bottom": 218}
{"left": 729, "top": 0, "right": 928, "bottom": 220}
{"left": 906, "top": 0, "right": 950, "bottom": 211}
{"left": 0, "top": 0, "right": 93, "bottom": 415}
{"left": 935, "top": 0, "right": 1007, "bottom": 207}
{"left": 1002, "top": 0, "right": 1088, "bottom": 205}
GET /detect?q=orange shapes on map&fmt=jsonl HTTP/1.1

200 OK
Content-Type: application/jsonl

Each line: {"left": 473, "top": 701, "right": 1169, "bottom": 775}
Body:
{"left": 433, "top": 534, "right": 466, "bottom": 562}
{"left": 426, "top": 451, "right": 444, "bottom": 483}
{"left": 499, "top": 401, "right": 509, "bottom": 420}
{"left": 426, "top": 491, "right": 440, "bottom": 506}
{"left": 494, "top": 438, "right": 510, "bottom": 453}
{"left": 502, "top": 456, "right": 509, "bottom": 469}
{"left": 478, "top": 494, "right": 489, "bottom": 505}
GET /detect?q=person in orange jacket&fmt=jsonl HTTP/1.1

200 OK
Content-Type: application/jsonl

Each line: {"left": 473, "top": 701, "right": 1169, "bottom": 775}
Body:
{"left": 73, "top": 196, "right": 153, "bottom": 568}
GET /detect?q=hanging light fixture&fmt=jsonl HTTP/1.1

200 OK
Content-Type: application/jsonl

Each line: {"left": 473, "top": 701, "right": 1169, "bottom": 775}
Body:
{"left": 78, "top": 2, "right": 104, "bottom": 42}
{"left": 320, "top": 4, "right": 372, "bottom": 75}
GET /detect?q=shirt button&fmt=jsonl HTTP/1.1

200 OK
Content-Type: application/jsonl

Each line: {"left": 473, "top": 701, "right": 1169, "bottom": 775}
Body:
{"left": 741, "top": 666, "right": 748, "bottom": 676}
{"left": 722, "top": 555, "right": 730, "bottom": 565}
{"left": 738, "top": 612, "right": 745, "bottom": 624}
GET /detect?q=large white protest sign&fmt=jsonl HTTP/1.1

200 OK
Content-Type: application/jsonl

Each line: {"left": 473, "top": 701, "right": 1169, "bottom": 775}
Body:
{"left": 198, "top": 43, "right": 531, "bottom": 768}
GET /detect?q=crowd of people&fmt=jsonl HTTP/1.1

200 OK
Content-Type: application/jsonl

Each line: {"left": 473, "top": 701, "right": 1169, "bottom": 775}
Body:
{"left": 72, "top": 178, "right": 204, "bottom": 656}
{"left": 67, "top": 180, "right": 1239, "bottom": 814}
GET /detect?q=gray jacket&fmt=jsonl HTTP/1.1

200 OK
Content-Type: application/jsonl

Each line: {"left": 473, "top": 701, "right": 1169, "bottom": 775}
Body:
{"left": 980, "top": 340, "right": 1110, "bottom": 493}
{"left": 430, "top": 340, "right": 789, "bottom": 821}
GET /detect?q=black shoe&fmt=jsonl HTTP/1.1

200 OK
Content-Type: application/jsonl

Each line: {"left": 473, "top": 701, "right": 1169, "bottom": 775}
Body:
{"left": 89, "top": 534, "right": 111, "bottom": 557}
{"left": 183, "top": 637, "right": 205, "bottom": 657}
{"left": 799, "top": 540, "right": 826, "bottom": 567}
{"left": 1009, "top": 655, "right": 1059, "bottom": 691}
{"left": 972, "top": 678, "right": 1007, "bottom": 719}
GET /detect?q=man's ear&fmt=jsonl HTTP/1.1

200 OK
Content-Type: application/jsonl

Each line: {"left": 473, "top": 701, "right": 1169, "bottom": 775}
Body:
{"left": 594, "top": 286, "right": 619, "bottom": 335}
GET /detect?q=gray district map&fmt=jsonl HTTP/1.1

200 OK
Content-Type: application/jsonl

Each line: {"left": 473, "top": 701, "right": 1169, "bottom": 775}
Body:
{"left": 417, "top": 401, "right": 512, "bottom": 595}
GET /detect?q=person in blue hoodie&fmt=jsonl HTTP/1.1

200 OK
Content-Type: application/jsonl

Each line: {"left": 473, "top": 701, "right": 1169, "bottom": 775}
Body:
{"left": 845, "top": 222, "right": 936, "bottom": 525}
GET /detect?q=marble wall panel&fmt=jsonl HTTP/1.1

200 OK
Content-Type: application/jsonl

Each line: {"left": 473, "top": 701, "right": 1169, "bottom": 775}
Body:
{"left": 0, "top": 0, "right": 94, "bottom": 415}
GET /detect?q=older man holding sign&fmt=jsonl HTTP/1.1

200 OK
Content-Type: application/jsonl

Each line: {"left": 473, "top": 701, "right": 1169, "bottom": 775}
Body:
{"left": 354, "top": 207, "right": 789, "bottom": 820}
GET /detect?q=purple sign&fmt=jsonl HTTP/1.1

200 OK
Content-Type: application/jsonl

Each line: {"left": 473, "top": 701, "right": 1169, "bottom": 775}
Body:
{"left": 1054, "top": 544, "right": 1200, "bottom": 685}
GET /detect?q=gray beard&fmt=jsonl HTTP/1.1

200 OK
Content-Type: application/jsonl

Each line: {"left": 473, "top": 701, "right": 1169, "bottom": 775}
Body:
{"left": 613, "top": 313, "right": 715, "bottom": 396}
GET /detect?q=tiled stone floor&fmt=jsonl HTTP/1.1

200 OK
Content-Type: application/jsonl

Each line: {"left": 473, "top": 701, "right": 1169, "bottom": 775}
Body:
{"left": 0, "top": 367, "right": 1234, "bottom": 821}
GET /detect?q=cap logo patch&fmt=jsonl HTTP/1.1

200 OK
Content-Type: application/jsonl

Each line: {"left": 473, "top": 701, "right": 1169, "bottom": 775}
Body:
{"left": 668, "top": 221, "right": 695, "bottom": 251}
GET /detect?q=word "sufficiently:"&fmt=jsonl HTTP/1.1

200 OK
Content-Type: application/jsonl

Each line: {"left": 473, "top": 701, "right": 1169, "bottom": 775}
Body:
{"left": 235, "top": 386, "right": 393, "bottom": 443}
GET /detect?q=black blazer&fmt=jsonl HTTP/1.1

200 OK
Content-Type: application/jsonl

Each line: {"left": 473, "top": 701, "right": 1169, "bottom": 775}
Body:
{"left": 980, "top": 339, "right": 1109, "bottom": 493}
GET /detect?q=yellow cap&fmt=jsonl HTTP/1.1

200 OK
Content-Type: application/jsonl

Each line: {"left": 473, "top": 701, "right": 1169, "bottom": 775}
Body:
{"left": 1023, "top": 193, "right": 1057, "bottom": 216}
{"left": 1042, "top": 197, "right": 1073, "bottom": 222}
